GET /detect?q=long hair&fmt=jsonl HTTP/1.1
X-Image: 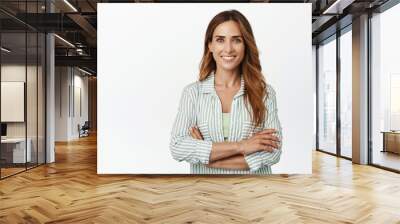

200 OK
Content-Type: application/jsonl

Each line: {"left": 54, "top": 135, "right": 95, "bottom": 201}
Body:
{"left": 199, "top": 10, "right": 267, "bottom": 127}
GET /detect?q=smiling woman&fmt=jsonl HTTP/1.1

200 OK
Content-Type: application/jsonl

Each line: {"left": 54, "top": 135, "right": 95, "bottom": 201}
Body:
{"left": 208, "top": 20, "right": 245, "bottom": 73}
{"left": 169, "top": 10, "right": 283, "bottom": 174}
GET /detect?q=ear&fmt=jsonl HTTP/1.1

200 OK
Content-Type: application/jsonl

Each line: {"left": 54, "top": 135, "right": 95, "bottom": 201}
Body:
{"left": 208, "top": 41, "right": 212, "bottom": 53}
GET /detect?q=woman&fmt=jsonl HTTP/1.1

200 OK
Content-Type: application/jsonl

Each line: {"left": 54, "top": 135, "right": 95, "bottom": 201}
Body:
{"left": 170, "top": 10, "right": 282, "bottom": 174}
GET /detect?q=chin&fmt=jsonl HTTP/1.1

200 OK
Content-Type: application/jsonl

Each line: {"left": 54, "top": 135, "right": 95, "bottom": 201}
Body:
{"left": 215, "top": 61, "right": 239, "bottom": 71}
{"left": 220, "top": 64, "right": 241, "bottom": 72}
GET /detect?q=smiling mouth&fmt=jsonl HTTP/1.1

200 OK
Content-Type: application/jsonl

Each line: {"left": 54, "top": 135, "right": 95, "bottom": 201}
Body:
{"left": 221, "top": 55, "right": 236, "bottom": 61}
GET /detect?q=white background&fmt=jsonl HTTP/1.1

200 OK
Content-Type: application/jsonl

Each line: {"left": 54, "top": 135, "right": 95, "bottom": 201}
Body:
{"left": 98, "top": 3, "right": 313, "bottom": 174}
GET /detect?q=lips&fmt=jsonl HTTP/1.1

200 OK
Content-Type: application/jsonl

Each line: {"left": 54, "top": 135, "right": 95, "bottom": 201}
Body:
{"left": 221, "top": 55, "right": 236, "bottom": 62}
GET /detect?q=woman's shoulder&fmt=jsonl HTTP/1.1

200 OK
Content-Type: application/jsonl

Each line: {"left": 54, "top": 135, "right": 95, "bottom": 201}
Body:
{"left": 263, "top": 83, "right": 278, "bottom": 108}
{"left": 181, "top": 81, "right": 201, "bottom": 97}
{"left": 265, "top": 83, "right": 277, "bottom": 98}
{"left": 183, "top": 80, "right": 201, "bottom": 91}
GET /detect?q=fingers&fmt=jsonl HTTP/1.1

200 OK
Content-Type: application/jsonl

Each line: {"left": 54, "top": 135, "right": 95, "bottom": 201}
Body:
{"left": 256, "top": 129, "right": 277, "bottom": 135}
{"left": 262, "top": 145, "right": 275, "bottom": 152}
{"left": 193, "top": 127, "right": 203, "bottom": 140}
{"left": 258, "top": 134, "right": 280, "bottom": 142}
{"left": 190, "top": 127, "right": 200, "bottom": 139}
{"left": 189, "top": 126, "right": 203, "bottom": 140}
{"left": 253, "top": 134, "right": 280, "bottom": 152}
{"left": 254, "top": 129, "right": 279, "bottom": 139}
{"left": 259, "top": 139, "right": 279, "bottom": 149}
{"left": 189, "top": 128, "right": 196, "bottom": 139}
{"left": 253, "top": 132, "right": 280, "bottom": 143}
{"left": 254, "top": 141, "right": 277, "bottom": 152}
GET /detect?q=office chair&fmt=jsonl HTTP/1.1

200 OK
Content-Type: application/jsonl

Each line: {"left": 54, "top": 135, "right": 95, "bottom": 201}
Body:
{"left": 79, "top": 121, "right": 90, "bottom": 138}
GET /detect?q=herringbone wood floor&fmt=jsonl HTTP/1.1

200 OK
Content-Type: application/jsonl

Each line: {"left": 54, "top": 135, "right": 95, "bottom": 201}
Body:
{"left": 1, "top": 134, "right": 400, "bottom": 223}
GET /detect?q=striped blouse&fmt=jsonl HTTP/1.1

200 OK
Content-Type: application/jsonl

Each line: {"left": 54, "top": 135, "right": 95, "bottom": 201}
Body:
{"left": 170, "top": 73, "right": 282, "bottom": 174}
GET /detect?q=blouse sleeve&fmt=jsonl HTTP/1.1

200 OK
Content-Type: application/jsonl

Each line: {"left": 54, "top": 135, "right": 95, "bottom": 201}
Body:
{"left": 169, "top": 84, "right": 213, "bottom": 164}
{"left": 244, "top": 85, "right": 282, "bottom": 172}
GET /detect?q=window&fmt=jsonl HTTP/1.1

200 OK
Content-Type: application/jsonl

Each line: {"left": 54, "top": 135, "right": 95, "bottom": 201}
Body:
{"left": 371, "top": 3, "right": 400, "bottom": 171}
{"left": 340, "top": 28, "right": 352, "bottom": 158}
{"left": 318, "top": 36, "right": 337, "bottom": 154}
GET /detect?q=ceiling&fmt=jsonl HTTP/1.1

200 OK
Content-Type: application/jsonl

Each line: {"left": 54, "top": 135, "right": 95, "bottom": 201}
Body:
{"left": 0, "top": 0, "right": 393, "bottom": 75}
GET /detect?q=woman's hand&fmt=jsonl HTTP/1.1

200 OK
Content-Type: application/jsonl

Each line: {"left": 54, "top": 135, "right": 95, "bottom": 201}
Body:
{"left": 190, "top": 126, "right": 203, "bottom": 140}
{"left": 237, "top": 129, "right": 280, "bottom": 155}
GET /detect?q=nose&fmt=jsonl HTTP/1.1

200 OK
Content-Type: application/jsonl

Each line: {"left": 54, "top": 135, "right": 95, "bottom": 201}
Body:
{"left": 223, "top": 41, "right": 234, "bottom": 53}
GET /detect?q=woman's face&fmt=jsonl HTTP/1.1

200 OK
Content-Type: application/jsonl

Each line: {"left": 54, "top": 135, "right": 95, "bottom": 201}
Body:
{"left": 208, "top": 20, "right": 245, "bottom": 73}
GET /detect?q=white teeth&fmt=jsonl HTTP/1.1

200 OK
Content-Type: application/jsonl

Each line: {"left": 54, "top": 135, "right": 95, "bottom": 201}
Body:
{"left": 221, "top": 56, "right": 235, "bottom": 63}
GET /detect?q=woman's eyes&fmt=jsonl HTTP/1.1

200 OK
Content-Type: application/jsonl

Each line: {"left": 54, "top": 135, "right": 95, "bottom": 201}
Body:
{"left": 215, "top": 38, "right": 242, "bottom": 43}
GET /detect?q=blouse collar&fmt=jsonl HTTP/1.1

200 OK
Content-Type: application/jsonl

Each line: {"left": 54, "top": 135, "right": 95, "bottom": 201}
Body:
{"left": 200, "top": 72, "right": 245, "bottom": 99}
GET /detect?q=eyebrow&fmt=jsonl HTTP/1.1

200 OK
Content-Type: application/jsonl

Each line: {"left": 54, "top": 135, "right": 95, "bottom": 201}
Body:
{"left": 214, "top": 35, "right": 243, "bottom": 38}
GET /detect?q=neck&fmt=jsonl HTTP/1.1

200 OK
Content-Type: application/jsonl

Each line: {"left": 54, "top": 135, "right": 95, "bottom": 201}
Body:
{"left": 214, "top": 68, "right": 240, "bottom": 88}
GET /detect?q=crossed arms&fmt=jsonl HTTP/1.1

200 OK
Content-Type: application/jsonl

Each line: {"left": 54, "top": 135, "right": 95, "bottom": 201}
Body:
{"left": 169, "top": 85, "right": 282, "bottom": 172}
{"left": 189, "top": 127, "right": 279, "bottom": 170}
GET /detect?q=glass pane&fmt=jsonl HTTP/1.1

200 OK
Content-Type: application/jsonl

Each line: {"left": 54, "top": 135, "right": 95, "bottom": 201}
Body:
{"left": 27, "top": 31, "right": 38, "bottom": 169}
{"left": 371, "top": 4, "right": 400, "bottom": 171}
{"left": 340, "top": 29, "right": 352, "bottom": 158}
{"left": 25, "top": 0, "right": 38, "bottom": 169}
{"left": 0, "top": 1, "right": 46, "bottom": 178}
{"left": 1, "top": 32, "right": 27, "bottom": 177}
{"left": 318, "top": 37, "right": 337, "bottom": 154}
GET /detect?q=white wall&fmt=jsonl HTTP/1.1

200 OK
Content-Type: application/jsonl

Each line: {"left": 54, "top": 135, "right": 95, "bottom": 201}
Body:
{"left": 55, "top": 66, "right": 69, "bottom": 141}
{"left": 55, "top": 67, "right": 89, "bottom": 141}
{"left": 72, "top": 72, "right": 89, "bottom": 138}
{"left": 312, "top": 45, "right": 317, "bottom": 150}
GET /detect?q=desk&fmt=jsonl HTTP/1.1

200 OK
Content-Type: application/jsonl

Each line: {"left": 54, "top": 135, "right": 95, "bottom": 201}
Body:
{"left": 1, "top": 138, "right": 31, "bottom": 163}
{"left": 382, "top": 131, "right": 400, "bottom": 154}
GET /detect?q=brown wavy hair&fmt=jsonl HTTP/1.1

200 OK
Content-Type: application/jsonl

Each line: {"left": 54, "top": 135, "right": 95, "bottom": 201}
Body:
{"left": 199, "top": 10, "right": 267, "bottom": 127}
